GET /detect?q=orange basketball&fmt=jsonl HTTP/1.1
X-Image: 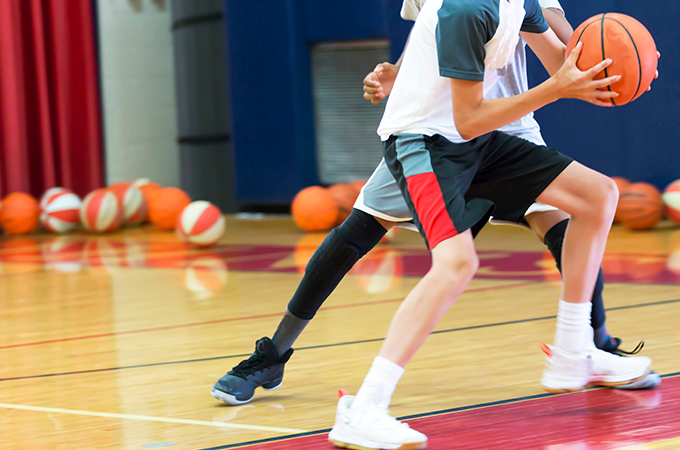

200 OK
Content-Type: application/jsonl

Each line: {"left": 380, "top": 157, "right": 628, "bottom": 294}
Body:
{"left": 0, "top": 193, "right": 40, "bottom": 235}
{"left": 566, "top": 13, "right": 658, "bottom": 106}
{"left": 138, "top": 182, "right": 162, "bottom": 205}
{"left": 148, "top": 187, "right": 191, "bottom": 230}
{"left": 612, "top": 176, "right": 631, "bottom": 223}
{"left": 291, "top": 186, "right": 339, "bottom": 232}
{"left": 328, "top": 184, "right": 359, "bottom": 225}
{"left": 617, "top": 182, "right": 663, "bottom": 230}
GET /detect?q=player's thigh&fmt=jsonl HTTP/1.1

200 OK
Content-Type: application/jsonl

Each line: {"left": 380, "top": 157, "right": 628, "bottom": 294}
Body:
{"left": 536, "top": 162, "right": 618, "bottom": 219}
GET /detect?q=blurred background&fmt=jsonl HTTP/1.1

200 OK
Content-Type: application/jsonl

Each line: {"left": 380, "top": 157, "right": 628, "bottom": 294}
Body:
{"left": 0, "top": 0, "right": 677, "bottom": 213}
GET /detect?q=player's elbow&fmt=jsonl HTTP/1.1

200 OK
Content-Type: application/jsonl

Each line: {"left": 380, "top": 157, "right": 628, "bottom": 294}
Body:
{"left": 454, "top": 116, "right": 479, "bottom": 141}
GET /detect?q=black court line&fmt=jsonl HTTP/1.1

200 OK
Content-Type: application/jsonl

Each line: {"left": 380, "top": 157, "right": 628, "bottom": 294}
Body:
{"left": 2, "top": 297, "right": 679, "bottom": 383}
{"left": 196, "top": 372, "right": 680, "bottom": 450}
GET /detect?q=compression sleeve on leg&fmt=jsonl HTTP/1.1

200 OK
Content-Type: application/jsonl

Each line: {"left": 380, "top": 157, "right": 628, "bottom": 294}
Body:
{"left": 286, "top": 209, "right": 388, "bottom": 320}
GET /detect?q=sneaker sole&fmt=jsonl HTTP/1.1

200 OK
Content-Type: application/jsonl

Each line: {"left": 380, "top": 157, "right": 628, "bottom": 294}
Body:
{"left": 614, "top": 371, "right": 661, "bottom": 390}
{"left": 329, "top": 438, "right": 427, "bottom": 450}
{"left": 542, "top": 367, "right": 652, "bottom": 394}
{"left": 211, "top": 388, "right": 253, "bottom": 406}
{"left": 211, "top": 382, "right": 283, "bottom": 406}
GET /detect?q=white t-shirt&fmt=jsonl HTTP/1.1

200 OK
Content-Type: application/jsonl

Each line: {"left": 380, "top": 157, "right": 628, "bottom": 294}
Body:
{"left": 379, "top": 0, "right": 558, "bottom": 142}
{"left": 485, "top": 0, "right": 564, "bottom": 134}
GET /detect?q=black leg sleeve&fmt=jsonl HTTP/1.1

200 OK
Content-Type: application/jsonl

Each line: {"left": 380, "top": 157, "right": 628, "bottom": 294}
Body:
{"left": 286, "top": 209, "right": 387, "bottom": 320}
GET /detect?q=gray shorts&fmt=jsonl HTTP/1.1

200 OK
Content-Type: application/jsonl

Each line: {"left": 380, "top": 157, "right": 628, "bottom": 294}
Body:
{"left": 353, "top": 127, "right": 559, "bottom": 228}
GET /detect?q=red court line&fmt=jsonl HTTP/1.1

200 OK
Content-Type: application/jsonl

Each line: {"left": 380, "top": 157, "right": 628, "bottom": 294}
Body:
{"left": 0, "top": 281, "right": 539, "bottom": 350}
{"left": 233, "top": 375, "right": 680, "bottom": 450}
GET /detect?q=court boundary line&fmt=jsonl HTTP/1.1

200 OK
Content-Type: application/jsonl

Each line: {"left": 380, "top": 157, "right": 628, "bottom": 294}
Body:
{"left": 0, "top": 402, "right": 307, "bottom": 434}
{"left": 195, "top": 372, "right": 680, "bottom": 450}
{"left": 613, "top": 436, "right": 680, "bottom": 450}
{"left": 0, "top": 281, "right": 540, "bottom": 350}
{"left": 1, "top": 298, "right": 678, "bottom": 383}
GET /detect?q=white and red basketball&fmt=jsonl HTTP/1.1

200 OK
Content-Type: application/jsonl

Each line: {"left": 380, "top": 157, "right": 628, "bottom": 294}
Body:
{"left": 110, "top": 183, "right": 147, "bottom": 225}
{"left": 40, "top": 190, "right": 82, "bottom": 233}
{"left": 176, "top": 201, "right": 225, "bottom": 248}
{"left": 40, "top": 187, "right": 70, "bottom": 210}
{"left": 80, "top": 189, "right": 123, "bottom": 233}
{"left": 663, "top": 180, "right": 680, "bottom": 225}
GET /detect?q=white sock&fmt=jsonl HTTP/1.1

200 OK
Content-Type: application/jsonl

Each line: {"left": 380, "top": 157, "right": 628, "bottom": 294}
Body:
{"left": 553, "top": 300, "right": 594, "bottom": 354}
{"left": 351, "top": 357, "right": 404, "bottom": 411}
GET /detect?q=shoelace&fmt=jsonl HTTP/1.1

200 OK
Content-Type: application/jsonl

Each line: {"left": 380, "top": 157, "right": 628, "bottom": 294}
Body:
{"left": 616, "top": 341, "right": 644, "bottom": 356}
{"left": 229, "top": 353, "right": 270, "bottom": 379}
{"left": 591, "top": 347, "right": 645, "bottom": 373}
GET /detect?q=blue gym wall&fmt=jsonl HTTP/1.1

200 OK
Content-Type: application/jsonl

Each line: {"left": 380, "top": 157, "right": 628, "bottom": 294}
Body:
{"left": 224, "top": 0, "right": 679, "bottom": 206}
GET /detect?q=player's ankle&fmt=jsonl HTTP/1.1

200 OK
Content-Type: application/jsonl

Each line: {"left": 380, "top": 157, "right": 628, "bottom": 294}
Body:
{"left": 554, "top": 300, "right": 593, "bottom": 354}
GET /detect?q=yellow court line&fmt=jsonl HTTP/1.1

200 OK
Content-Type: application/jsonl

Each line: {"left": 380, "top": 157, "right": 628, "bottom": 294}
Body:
{"left": 0, "top": 403, "right": 307, "bottom": 434}
{"left": 614, "top": 437, "right": 680, "bottom": 450}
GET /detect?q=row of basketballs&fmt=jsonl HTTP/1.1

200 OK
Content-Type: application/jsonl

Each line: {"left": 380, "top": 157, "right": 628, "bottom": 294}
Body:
{"left": 614, "top": 178, "right": 680, "bottom": 230}
{"left": 0, "top": 178, "right": 225, "bottom": 248}
{"left": 290, "top": 177, "right": 680, "bottom": 233}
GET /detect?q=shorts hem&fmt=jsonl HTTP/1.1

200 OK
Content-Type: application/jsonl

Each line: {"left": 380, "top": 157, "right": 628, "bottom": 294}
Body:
{"left": 353, "top": 191, "right": 412, "bottom": 223}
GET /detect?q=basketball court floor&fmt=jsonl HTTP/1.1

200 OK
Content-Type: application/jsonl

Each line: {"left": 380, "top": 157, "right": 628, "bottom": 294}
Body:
{"left": 1, "top": 217, "right": 680, "bottom": 449}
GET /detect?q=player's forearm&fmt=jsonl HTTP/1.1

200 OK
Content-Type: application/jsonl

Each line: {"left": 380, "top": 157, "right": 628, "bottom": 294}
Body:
{"left": 454, "top": 79, "right": 559, "bottom": 140}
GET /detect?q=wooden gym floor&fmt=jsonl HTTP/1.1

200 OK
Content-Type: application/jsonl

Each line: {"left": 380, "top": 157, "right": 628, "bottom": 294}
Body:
{"left": 1, "top": 216, "right": 680, "bottom": 449}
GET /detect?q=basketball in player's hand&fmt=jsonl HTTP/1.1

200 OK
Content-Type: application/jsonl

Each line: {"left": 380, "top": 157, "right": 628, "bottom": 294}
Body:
{"left": 566, "top": 13, "right": 658, "bottom": 106}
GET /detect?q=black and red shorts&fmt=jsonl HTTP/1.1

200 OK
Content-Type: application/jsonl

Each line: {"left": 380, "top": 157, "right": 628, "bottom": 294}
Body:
{"left": 383, "top": 132, "right": 573, "bottom": 249}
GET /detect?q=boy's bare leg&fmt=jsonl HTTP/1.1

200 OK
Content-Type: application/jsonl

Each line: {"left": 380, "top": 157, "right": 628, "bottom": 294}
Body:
{"left": 352, "top": 230, "right": 477, "bottom": 412}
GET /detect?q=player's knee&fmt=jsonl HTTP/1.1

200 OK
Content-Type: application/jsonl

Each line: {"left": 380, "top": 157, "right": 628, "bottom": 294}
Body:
{"left": 588, "top": 176, "right": 618, "bottom": 223}
{"left": 574, "top": 175, "right": 618, "bottom": 223}
{"left": 433, "top": 248, "right": 479, "bottom": 285}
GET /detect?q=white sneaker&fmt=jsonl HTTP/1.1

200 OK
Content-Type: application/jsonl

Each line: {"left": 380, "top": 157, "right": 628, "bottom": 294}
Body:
{"left": 540, "top": 343, "right": 652, "bottom": 393}
{"left": 328, "top": 395, "right": 427, "bottom": 450}
{"left": 615, "top": 371, "right": 661, "bottom": 390}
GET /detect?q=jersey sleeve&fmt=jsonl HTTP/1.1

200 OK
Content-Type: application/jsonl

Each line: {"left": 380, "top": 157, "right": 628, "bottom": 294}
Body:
{"left": 538, "top": 0, "right": 564, "bottom": 14}
{"left": 436, "top": 1, "right": 494, "bottom": 81}
{"left": 401, "top": 0, "right": 421, "bottom": 21}
{"left": 521, "top": 0, "right": 549, "bottom": 33}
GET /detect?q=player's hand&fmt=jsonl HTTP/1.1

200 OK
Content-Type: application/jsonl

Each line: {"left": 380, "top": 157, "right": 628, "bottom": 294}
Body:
{"left": 647, "top": 51, "right": 660, "bottom": 92}
{"left": 363, "top": 62, "right": 399, "bottom": 105}
{"left": 552, "top": 42, "right": 620, "bottom": 107}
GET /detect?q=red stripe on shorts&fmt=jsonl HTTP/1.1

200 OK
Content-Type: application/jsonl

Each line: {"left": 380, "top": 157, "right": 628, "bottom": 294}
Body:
{"left": 406, "top": 172, "right": 457, "bottom": 249}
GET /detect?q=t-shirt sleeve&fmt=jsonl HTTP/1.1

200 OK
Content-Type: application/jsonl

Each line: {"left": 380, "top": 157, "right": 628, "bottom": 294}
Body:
{"left": 401, "top": 0, "right": 421, "bottom": 21}
{"left": 436, "top": 2, "right": 493, "bottom": 81}
{"left": 521, "top": 0, "right": 549, "bottom": 33}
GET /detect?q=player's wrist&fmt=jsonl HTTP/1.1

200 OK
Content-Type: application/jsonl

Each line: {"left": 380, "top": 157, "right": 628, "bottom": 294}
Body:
{"left": 541, "top": 77, "right": 562, "bottom": 104}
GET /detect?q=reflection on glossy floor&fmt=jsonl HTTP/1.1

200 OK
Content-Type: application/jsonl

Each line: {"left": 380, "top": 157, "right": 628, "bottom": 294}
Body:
{"left": 1, "top": 217, "right": 680, "bottom": 450}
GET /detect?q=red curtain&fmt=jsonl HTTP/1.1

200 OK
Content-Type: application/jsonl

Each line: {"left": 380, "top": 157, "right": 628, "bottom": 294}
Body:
{"left": 0, "top": 0, "right": 103, "bottom": 199}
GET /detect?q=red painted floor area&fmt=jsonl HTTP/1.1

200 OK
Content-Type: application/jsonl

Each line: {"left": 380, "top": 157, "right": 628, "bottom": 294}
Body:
{"left": 237, "top": 376, "right": 679, "bottom": 450}
{"left": 5, "top": 237, "right": 680, "bottom": 285}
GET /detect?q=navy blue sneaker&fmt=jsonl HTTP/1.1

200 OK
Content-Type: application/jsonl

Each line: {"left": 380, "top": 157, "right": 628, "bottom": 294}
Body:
{"left": 211, "top": 337, "right": 294, "bottom": 405}
{"left": 599, "top": 337, "right": 661, "bottom": 390}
